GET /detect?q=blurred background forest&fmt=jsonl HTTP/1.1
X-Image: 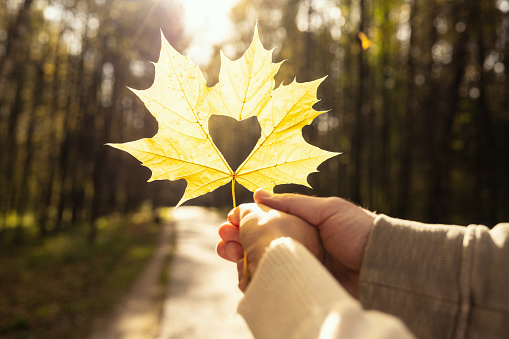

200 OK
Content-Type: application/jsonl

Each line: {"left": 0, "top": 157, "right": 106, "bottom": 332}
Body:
{"left": 1, "top": 0, "right": 509, "bottom": 337}
{"left": 1, "top": 0, "right": 509, "bottom": 244}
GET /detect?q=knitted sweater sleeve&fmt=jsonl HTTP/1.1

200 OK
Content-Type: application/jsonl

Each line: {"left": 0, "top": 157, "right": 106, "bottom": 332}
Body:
{"left": 238, "top": 237, "right": 415, "bottom": 339}
{"left": 359, "top": 215, "right": 509, "bottom": 339}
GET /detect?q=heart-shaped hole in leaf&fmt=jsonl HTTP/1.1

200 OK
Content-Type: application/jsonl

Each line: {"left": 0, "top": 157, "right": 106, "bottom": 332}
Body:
{"left": 209, "top": 115, "right": 261, "bottom": 171}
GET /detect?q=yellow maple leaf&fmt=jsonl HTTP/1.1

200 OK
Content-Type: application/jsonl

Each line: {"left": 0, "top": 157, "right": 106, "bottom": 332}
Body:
{"left": 108, "top": 26, "right": 339, "bottom": 206}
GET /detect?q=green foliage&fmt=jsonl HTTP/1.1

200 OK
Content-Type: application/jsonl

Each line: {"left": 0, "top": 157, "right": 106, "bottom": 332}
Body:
{"left": 0, "top": 213, "right": 161, "bottom": 338}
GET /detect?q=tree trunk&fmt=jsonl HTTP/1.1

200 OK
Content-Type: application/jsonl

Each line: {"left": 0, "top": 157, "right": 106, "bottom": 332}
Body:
{"left": 351, "top": 0, "right": 367, "bottom": 204}
{"left": 0, "top": 0, "right": 34, "bottom": 97}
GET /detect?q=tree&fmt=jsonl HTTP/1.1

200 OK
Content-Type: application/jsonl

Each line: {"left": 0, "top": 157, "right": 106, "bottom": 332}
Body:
{"left": 0, "top": 0, "right": 187, "bottom": 242}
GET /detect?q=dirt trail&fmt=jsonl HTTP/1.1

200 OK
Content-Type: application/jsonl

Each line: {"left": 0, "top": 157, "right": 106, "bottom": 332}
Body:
{"left": 157, "top": 206, "right": 252, "bottom": 339}
{"left": 88, "top": 207, "right": 252, "bottom": 339}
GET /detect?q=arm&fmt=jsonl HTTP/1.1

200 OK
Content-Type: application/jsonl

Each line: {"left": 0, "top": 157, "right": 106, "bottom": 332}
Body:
{"left": 360, "top": 215, "right": 509, "bottom": 339}
{"left": 239, "top": 236, "right": 415, "bottom": 339}
{"left": 251, "top": 190, "right": 509, "bottom": 338}
{"left": 219, "top": 202, "right": 415, "bottom": 339}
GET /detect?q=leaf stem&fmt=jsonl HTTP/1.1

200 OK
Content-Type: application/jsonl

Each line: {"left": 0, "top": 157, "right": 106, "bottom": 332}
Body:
{"left": 232, "top": 175, "right": 236, "bottom": 208}
{"left": 232, "top": 174, "right": 250, "bottom": 286}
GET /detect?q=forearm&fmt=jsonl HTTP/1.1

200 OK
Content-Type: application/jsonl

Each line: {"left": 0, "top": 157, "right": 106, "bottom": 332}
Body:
{"left": 239, "top": 237, "right": 415, "bottom": 339}
{"left": 359, "top": 215, "right": 509, "bottom": 339}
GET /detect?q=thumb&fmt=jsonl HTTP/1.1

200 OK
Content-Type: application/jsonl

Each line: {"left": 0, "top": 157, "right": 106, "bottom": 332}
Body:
{"left": 253, "top": 189, "right": 337, "bottom": 226}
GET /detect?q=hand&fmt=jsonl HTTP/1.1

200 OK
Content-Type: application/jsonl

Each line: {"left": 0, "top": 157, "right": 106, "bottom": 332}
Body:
{"left": 216, "top": 203, "right": 323, "bottom": 291}
{"left": 252, "top": 189, "right": 376, "bottom": 297}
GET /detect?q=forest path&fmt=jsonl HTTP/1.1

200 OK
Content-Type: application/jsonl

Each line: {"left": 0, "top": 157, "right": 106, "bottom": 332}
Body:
{"left": 157, "top": 206, "right": 252, "bottom": 339}
{"left": 88, "top": 206, "right": 252, "bottom": 339}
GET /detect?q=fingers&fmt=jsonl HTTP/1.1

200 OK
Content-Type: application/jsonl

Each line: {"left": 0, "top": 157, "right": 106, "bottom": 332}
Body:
{"left": 218, "top": 222, "right": 240, "bottom": 243}
{"left": 216, "top": 239, "right": 244, "bottom": 262}
{"left": 227, "top": 207, "right": 240, "bottom": 226}
{"left": 217, "top": 220, "right": 244, "bottom": 262}
{"left": 219, "top": 209, "right": 248, "bottom": 292}
{"left": 253, "top": 188, "right": 338, "bottom": 226}
{"left": 225, "top": 241, "right": 244, "bottom": 261}
{"left": 216, "top": 240, "right": 228, "bottom": 260}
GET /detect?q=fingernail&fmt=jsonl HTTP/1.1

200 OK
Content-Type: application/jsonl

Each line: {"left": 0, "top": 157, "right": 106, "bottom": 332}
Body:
{"left": 256, "top": 188, "right": 273, "bottom": 198}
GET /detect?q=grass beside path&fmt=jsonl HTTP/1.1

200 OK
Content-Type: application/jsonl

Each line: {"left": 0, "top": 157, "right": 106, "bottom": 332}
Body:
{"left": 0, "top": 210, "right": 166, "bottom": 339}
